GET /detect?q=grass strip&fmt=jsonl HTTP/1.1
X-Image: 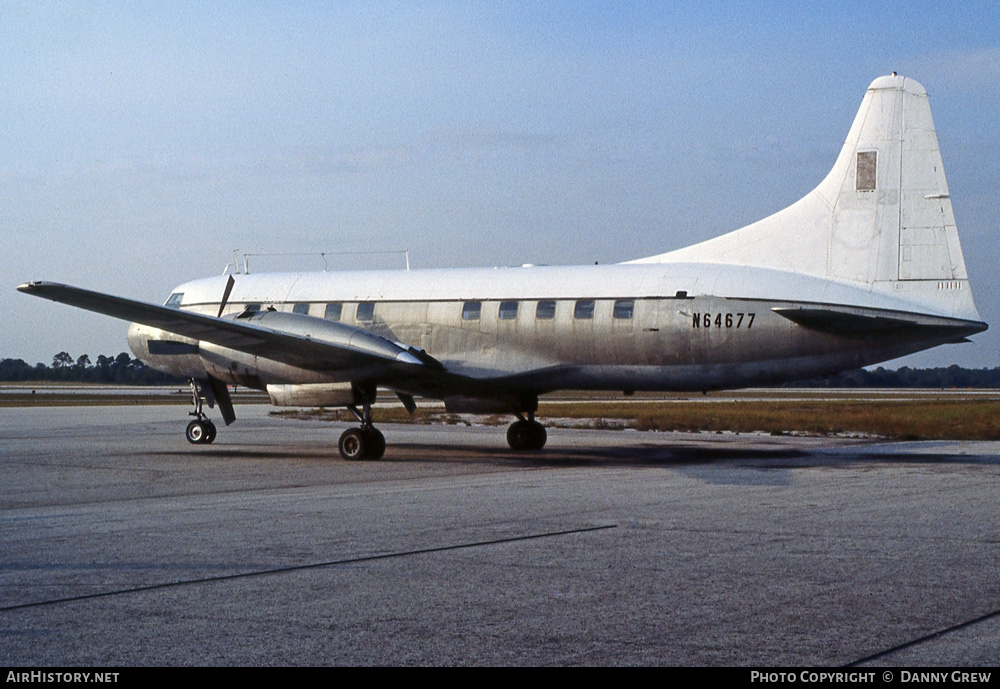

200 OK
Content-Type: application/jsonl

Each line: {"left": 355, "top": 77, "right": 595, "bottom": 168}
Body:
{"left": 272, "top": 398, "right": 1000, "bottom": 441}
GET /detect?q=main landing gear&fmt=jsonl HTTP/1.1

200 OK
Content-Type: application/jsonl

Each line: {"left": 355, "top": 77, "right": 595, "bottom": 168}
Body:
{"left": 339, "top": 401, "right": 386, "bottom": 460}
{"left": 506, "top": 412, "right": 547, "bottom": 451}
{"left": 185, "top": 378, "right": 217, "bottom": 445}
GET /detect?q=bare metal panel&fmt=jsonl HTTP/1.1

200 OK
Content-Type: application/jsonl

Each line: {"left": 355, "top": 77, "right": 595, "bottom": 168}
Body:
{"left": 856, "top": 151, "right": 877, "bottom": 191}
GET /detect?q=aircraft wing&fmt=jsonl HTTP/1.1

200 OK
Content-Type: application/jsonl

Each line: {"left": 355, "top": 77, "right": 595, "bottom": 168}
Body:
{"left": 16, "top": 281, "right": 441, "bottom": 376}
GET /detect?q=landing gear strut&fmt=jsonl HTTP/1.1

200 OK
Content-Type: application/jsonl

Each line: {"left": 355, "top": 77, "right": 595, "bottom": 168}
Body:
{"left": 507, "top": 412, "right": 546, "bottom": 451}
{"left": 339, "top": 400, "right": 386, "bottom": 460}
{"left": 185, "top": 378, "right": 217, "bottom": 445}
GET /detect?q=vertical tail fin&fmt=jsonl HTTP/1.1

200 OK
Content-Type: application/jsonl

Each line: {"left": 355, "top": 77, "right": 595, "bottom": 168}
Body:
{"left": 632, "top": 74, "right": 980, "bottom": 320}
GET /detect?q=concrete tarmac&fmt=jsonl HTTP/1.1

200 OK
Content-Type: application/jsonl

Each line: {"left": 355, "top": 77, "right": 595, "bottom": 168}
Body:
{"left": 2, "top": 405, "right": 999, "bottom": 666}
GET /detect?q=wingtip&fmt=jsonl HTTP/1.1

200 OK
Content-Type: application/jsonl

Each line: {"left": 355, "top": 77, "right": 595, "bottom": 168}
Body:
{"left": 17, "top": 281, "right": 67, "bottom": 294}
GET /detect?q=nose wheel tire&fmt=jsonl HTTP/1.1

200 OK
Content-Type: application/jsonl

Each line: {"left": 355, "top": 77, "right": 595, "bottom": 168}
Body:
{"left": 186, "top": 419, "right": 217, "bottom": 444}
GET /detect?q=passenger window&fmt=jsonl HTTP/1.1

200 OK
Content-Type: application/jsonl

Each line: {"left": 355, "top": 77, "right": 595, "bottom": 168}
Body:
{"left": 499, "top": 301, "right": 519, "bottom": 320}
{"left": 164, "top": 293, "right": 184, "bottom": 308}
{"left": 292, "top": 303, "right": 310, "bottom": 315}
{"left": 462, "top": 301, "right": 482, "bottom": 320}
{"left": 357, "top": 302, "right": 375, "bottom": 322}
{"left": 613, "top": 299, "right": 634, "bottom": 319}
{"left": 536, "top": 300, "right": 556, "bottom": 320}
{"left": 574, "top": 300, "right": 595, "bottom": 320}
{"left": 325, "top": 303, "right": 342, "bottom": 321}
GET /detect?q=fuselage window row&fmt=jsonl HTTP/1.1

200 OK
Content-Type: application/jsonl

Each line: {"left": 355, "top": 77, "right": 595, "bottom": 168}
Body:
{"left": 237, "top": 298, "right": 637, "bottom": 322}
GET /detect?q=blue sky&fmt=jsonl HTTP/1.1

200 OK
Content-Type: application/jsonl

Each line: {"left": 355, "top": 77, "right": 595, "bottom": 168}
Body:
{"left": 4, "top": 1, "right": 999, "bottom": 368}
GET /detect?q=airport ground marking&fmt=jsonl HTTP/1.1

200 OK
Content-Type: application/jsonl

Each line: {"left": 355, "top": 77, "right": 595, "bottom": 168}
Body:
{"left": 844, "top": 606, "right": 1000, "bottom": 667}
{"left": 0, "top": 524, "right": 617, "bottom": 613}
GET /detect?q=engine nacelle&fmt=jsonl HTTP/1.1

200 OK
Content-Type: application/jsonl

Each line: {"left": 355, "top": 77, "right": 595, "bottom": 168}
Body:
{"left": 266, "top": 382, "right": 362, "bottom": 407}
{"left": 128, "top": 323, "right": 202, "bottom": 378}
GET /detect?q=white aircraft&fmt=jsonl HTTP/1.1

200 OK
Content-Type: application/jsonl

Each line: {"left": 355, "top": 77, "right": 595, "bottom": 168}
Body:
{"left": 18, "top": 74, "right": 987, "bottom": 460}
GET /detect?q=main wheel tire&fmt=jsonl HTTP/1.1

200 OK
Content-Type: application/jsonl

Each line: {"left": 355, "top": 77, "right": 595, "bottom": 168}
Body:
{"left": 527, "top": 421, "right": 547, "bottom": 450}
{"left": 364, "top": 428, "right": 386, "bottom": 460}
{"left": 507, "top": 420, "right": 530, "bottom": 450}
{"left": 339, "top": 428, "right": 367, "bottom": 461}
{"left": 506, "top": 420, "right": 526, "bottom": 450}
{"left": 203, "top": 420, "right": 217, "bottom": 444}
{"left": 186, "top": 420, "right": 208, "bottom": 444}
{"left": 507, "top": 420, "right": 547, "bottom": 451}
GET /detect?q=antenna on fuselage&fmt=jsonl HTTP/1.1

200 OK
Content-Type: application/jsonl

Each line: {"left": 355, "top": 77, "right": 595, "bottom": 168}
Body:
{"left": 238, "top": 249, "right": 412, "bottom": 272}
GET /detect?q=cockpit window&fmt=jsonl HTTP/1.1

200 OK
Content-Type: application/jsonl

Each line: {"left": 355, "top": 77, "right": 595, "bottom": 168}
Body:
{"left": 164, "top": 293, "right": 184, "bottom": 308}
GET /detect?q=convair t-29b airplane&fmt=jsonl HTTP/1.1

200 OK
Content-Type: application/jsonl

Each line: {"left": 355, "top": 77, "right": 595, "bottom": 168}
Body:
{"left": 19, "top": 75, "right": 987, "bottom": 460}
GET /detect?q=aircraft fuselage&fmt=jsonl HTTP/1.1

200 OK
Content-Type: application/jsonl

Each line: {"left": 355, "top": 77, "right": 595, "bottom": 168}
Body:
{"left": 129, "top": 261, "right": 985, "bottom": 401}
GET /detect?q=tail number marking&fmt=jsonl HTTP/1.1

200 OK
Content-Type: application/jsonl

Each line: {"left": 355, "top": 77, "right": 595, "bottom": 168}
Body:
{"left": 692, "top": 312, "right": 755, "bottom": 329}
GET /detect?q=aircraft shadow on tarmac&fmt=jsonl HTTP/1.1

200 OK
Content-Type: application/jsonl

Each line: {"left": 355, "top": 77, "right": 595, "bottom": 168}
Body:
{"left": 153, "top": 438, "right": 1000, "bottom": 469}
{"left": 158, "top": 442, "right": 810, "bottom": 466}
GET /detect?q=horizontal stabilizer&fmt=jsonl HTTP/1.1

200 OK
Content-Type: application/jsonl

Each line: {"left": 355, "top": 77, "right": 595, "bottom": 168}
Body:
{"left": 772, "top": 307, "right": 986, "bottom": 339}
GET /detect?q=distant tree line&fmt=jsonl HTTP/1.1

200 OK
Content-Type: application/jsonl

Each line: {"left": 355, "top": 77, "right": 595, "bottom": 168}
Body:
{"left": 786, "top": 365, "right": 1000, "bottom": 389}
{"left": 0, "top": 352, "right": 183, "bottom": 385}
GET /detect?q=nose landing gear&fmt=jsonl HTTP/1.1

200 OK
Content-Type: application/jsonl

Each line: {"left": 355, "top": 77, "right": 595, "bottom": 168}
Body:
{"left": 186, "top": 418, "right": 217, "bottom": 444}
{"left": 185, "top": 378, "right": 217, "bottom": 445}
